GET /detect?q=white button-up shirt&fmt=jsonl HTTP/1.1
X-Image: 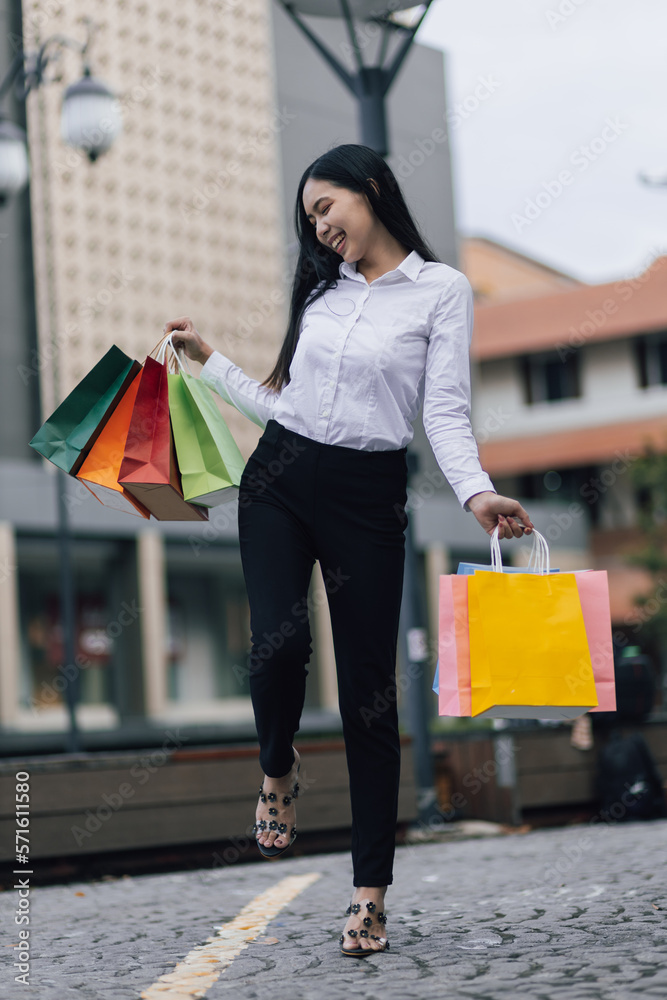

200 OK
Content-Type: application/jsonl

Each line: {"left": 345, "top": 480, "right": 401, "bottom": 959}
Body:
{"left": 199, "top": 250, "right": 495, "bottom": 508}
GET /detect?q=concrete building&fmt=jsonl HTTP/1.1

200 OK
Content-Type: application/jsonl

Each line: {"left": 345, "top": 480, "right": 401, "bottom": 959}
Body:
{"left": 1, "top": 0, "right": 500, "bottom": 748}
{"left": 460, "top": 235, "right": 583, "bottom": 305}
{"left": 1, "top": 0, "right": 287, "bottom": 745}
{"left": 467, "top": 236, "right": 667, "bottom": 702}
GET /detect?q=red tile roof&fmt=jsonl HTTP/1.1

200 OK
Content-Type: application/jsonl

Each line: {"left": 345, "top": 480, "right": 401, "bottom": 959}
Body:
{"left": 479, "top": 414, "right": 667, "bottom": 476}
{"left": 472, "top": 255, "right": 667, "bottom": 360}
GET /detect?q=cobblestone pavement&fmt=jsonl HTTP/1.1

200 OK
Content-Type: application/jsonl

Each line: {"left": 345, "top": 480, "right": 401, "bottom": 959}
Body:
{"left": 2, "top": 818, "right": 667, "bottom": 1000}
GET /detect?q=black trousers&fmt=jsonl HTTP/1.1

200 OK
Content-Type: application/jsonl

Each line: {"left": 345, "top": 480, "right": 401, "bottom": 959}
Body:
{"left": 237, "top": 418, "right": 408, "bottom": 887}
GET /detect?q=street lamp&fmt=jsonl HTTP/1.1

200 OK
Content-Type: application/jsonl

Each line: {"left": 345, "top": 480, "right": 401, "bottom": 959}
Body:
{"left": 60, "top": 73, "right": 121, "bottom": 161}
{"left": 0, "top": 17, "right": 121, "bottom": 204}
{"left": 0, "top": 19, "right": 121, "bottom": 752}
{"left": 275, "top": 2, "right": 435, "bottom": 157}
{"left": 0, "top": 118, "right": 29, "bottom": 207}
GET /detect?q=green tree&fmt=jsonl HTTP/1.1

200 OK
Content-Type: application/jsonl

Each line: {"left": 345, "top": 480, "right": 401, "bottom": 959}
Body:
{"left": 627, "top": 445, "right": 667, "bottom": 646}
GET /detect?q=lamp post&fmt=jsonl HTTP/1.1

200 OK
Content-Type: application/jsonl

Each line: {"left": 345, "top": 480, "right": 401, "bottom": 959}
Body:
{"left": 275, "top": 1, "right": 435, "bottom": 157}
{"left": 276, "top": 0, "right": 442, "bottom": 825}
{"left": 0, "top": 19, "right": 120, "bottom": 752}
{"left": 398, "top": 451, "right": 443, "bottom": 826}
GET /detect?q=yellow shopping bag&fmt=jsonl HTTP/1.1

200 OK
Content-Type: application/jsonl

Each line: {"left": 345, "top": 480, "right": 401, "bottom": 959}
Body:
{"left": 468, "top": 565, "right": 598, "bottom": 719}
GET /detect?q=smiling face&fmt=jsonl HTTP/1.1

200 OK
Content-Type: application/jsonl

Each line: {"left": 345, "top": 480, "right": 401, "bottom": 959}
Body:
{"left": 302, "top": 176, "right": 380, "bottom": 262}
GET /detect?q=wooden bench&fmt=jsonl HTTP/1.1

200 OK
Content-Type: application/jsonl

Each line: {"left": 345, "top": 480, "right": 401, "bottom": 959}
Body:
{"left": 432, "top": 720, "right": 667, "bottom": 825}
{"left": 0, "top": 736, "right": 417, "bottom": 861}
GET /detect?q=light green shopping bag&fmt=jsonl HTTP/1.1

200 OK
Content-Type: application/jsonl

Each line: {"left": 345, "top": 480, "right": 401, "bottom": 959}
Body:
{"left": 168, "top": 371, "right": 246, "bottom": 506}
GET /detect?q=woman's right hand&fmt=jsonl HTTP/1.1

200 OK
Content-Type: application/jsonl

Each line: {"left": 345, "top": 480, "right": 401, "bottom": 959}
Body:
{"left": 163, "top": 317, "right": 214, "bottom": 366}
{"left": 466, "top": 491, "right": 534, "bottom": 540}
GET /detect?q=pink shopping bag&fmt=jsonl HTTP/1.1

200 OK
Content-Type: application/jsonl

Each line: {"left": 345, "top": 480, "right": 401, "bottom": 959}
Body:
{"left": 575, "top": 570, "right": 616, "bottom": 713}
{"left": 437, "top": 575, "right": 471, "bottom": 717}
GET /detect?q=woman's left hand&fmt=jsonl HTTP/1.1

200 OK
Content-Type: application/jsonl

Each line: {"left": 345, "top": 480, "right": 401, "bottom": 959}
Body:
{"left": 466, "top": 491, "right": 534, "bottom": 539}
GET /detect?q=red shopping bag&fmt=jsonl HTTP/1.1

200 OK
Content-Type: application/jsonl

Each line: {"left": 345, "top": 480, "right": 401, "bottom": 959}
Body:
{"left": 118, "top": 355, "right": 208, "bottom": 521}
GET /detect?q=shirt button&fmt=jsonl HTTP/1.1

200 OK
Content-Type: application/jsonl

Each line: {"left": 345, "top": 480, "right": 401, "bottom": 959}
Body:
{"left": 322, "top": 410, "right": 329, "bottom": 417}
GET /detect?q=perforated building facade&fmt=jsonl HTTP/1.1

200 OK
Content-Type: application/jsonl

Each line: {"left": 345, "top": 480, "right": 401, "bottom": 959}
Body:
{"left": 0, "top": 0, "right": 487, "bottom": 744}
{"left": 24, "top": 0, "right": 286, "bottom": 460}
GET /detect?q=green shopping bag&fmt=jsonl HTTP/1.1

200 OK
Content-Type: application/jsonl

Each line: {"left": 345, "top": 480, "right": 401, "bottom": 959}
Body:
{"left": 167, "top": 370, "right": 246, "bottom": 506}
{"left": 29, "top": 345, "right": 141, "bottom": 475}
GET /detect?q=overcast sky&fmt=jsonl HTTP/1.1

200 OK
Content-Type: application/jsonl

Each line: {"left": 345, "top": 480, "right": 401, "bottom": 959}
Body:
{"left": 416, "top": 0, "right": 667, "bottom": 284}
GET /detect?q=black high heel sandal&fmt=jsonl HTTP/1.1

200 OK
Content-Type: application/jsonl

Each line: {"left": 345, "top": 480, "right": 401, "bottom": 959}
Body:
{"left": 252, "top": 751, "right": 300, "bottom": 860}
{"left": 340, "top": 900, "right": 389, "bottom": 957}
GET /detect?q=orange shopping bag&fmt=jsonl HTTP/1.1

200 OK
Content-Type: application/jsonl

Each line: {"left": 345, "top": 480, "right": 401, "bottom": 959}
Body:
{"left": 76, "top": 369, "right": 150, "bottom": 518}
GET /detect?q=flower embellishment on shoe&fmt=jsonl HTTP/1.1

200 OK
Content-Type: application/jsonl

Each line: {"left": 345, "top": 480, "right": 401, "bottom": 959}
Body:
{"left": 340, "top": 900, "right": 390, "bottom": 957}
{"left": 252, "top": 749, "right": 300, "bottom": 860}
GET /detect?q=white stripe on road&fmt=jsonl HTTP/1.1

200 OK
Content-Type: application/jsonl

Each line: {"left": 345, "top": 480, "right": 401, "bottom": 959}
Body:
{"left": 140, "top": 872, "right": 321, "bottom": 999}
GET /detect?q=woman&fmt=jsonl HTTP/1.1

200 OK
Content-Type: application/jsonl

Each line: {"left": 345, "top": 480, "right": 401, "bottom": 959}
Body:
{"left": 165, "top": 143, "right": 533, "bottom": 957}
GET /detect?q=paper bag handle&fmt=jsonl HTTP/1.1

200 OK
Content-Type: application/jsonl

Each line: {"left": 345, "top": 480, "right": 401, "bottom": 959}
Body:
{"left": 151, "top": 332, "right": 193, "bottom": 375}
{"left": 490, "top": 524, "right": 550, "bottom": 574}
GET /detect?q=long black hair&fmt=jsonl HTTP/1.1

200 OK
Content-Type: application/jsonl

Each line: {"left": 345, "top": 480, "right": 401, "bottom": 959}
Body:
{"left": 260, "top": 143, "right": 440, "bottom": 392}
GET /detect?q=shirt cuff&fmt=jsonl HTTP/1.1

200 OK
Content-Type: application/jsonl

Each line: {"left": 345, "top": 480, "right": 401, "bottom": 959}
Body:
{"left": 199, "top": 349, "right": 233, "bottom": 382}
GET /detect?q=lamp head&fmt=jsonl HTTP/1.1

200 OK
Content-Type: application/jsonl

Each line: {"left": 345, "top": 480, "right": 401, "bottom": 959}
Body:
{"left": 0, "top": 117, "right": 29, "bottom": 205}
{"left": 60, "top": 71, "right": 122, "bottom": 161}
{"left": 290, "top": 1, "right": 419, "bottom": 17}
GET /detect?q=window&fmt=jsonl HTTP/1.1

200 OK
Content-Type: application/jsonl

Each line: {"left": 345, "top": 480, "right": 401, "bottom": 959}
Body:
{"left": 16, "top": 536, "right": 139, "bottom": 722}
{"left": 165, "top": 543, "right": 252, "bottom": 705}
{"left": 516, "top": 466, "right": 596, "bottom": 505}
{"left": 635, "top": 331, "right": 667, "bottom": 388}
{"left": 163, "top": 542, "right": 323, "bottom": 715}
{"left": 521, "top": 350, "right": 580, "bottom": 404}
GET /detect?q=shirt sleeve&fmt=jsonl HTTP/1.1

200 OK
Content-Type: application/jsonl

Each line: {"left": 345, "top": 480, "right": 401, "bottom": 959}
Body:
{"left": 422, "top": 273, "right": 497, "bottom": 510}
{"left": 198, "top": 350, "right": 280, "bottom": 429}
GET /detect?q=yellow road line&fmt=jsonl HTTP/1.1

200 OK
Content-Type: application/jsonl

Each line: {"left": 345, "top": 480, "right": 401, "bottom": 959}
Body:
{"left": 140, "top": 872, "right": 321, "bottom": 999}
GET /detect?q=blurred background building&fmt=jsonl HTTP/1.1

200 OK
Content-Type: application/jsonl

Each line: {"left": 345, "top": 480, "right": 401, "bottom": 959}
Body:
{"left": 1, "top": 0, "right": 288, "bottom": 747}
{"left": 0, "top": 0, "right": 663, "bottom": 759}
{"left": 471, "top": 242, "right": 667, "bottom": 667}
{"left": 0, "top": 0, "right": 478, "bottom": 751}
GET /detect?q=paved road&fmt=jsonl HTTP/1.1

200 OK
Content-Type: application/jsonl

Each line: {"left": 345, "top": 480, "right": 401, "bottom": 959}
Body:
{"left": 2, "top": 818, "right": 667, "bottom": 1000}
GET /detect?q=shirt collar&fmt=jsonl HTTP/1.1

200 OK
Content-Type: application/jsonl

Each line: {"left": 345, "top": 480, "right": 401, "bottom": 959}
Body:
{"left": 339, "top": 249, "right": 425, "bottom": 284}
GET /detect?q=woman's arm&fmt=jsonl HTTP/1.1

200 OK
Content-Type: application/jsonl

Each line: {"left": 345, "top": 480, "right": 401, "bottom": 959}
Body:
{"left": 164, "top": 317, "right": 279, "bottom": 429}
{"left": 421, "top": 277, "right": 532, "bottom": 540}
